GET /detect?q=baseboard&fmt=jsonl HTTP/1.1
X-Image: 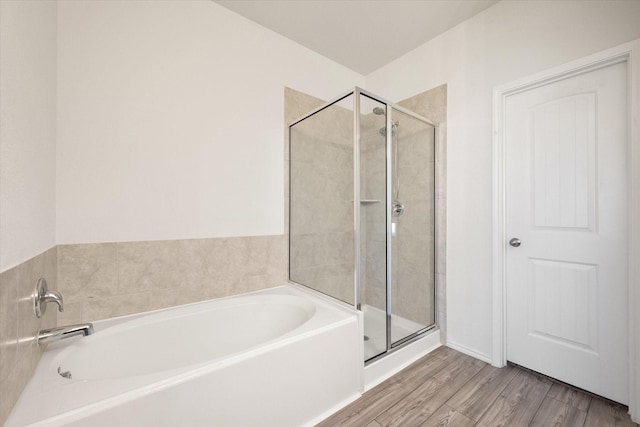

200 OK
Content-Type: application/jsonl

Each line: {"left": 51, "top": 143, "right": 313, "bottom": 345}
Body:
{"left": 446, "top": 340, "right": 493, "bottom": 364}
{"left": 304, "top": 392, "right": 361, "bottom": 427}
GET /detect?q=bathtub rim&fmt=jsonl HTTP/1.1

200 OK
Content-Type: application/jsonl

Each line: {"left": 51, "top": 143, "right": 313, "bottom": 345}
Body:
{"left": 50, "top": 293, "right": 320, "bottom": 381}
{"left": 62, "top": 283, "right": 357, "bottom": 333}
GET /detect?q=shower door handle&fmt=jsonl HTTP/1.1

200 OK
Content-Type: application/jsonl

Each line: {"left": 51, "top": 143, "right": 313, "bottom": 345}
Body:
{"left": 509, "top": 238, "right": 522, "bottom": 247}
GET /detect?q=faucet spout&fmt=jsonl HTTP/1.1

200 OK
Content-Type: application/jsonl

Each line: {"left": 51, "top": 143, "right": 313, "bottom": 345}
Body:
{"left": 37, "top": 323, "right": 94, "bottom": 346}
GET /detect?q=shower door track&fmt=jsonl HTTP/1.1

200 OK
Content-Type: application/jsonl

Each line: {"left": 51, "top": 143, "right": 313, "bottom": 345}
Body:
{"left": 364, "top": 324, "right": 438, "bottom": 366}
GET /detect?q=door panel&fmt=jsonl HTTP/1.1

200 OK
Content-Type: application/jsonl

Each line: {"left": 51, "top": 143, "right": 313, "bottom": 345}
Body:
{"left": 505, "top": 61, "right": 628, "bottom": 403}
{"left": 389, "top": 108, "right": 436, "bottom": 346}
{"left": 531, "top": 93, "right": 596, "bottom": 230}
{"left": 529, "top": 258, "right": 596, "bottom": 351}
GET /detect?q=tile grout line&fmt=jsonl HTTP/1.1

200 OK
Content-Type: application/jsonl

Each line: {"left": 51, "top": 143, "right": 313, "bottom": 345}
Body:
{"left": 370, "top": 356, "right": 454, "bottom": 425}
{"left": 582, "top": 395, "right": 592, "bottom": 419}
{"left": 544, "top": 392, "right": 591, "bottom": 414}
{"left": 436, "top": 362, "right": 495, "bottom": 425}
{"left": 467, "top": 366, "right": 521, "bottom": 425}
{"left": 385, "top": 357, "right": 487, "bottom": 427}
{"left": 414, "top": 387, "right": 465, "bottom": 426}
{"left": 371, "top": 361, "right": 449, "bottom": 425}
{"left": 420, "top": 403, "right": 478, "bottom": 427}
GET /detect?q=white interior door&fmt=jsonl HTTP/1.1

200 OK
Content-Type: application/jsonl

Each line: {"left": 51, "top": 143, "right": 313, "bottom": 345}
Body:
{"left": 505, "top": 60, "right": 628, "bottom": 404}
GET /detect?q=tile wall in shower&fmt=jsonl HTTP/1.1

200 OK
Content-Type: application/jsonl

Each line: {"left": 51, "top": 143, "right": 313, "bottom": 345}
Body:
{"left": 286, "top": 88, "right": 355, "bottom": 305}
{"left": 0, "top": 248, "right": 58, "bottom": 425}
{"left": 397, "top": 85, "right": 447, "bottom": 341}
{"left": 285, "top": 85, "right": 447, "bottom": 341}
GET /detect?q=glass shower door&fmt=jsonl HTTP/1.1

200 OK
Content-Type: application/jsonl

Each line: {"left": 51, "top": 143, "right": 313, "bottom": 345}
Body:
{"left": 289, "top": 94, "right": 355, "bottom": 306}
{"left": 288, "top": 88, "right": 437, "bottom": 363}
{"left": 359, "top": 94, "right": 388, "bottom": 361}
{"left": 389, "top": 108, "right": 436, "bottom": 346}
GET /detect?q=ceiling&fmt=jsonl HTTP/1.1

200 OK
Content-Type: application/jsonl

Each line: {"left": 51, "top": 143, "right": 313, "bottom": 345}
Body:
{"left": 214, "top": 0, "right": 499, "bottom": 75}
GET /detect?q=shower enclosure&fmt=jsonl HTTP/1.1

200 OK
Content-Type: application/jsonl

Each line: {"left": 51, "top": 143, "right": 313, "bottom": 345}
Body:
{"left": 289, "top": 88, "right": 437, "bottom": 363}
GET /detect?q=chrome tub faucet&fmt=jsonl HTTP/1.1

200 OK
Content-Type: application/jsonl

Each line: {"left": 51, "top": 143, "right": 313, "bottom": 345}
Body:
{"left": 37, "top": 323, "right": 94, "bottom": 345}
{"left": 32, "top": 278, "right": 95, "bottom": 345}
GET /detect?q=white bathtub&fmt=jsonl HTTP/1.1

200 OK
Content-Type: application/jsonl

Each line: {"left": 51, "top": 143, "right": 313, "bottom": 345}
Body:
{"left": 6, "top": 285, "right": 361, "bottom": 427}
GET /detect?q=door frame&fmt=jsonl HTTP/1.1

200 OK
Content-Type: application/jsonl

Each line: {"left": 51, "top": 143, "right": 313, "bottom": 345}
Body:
{"left": 492, "top": 39, "right": 640, "bottom": 419}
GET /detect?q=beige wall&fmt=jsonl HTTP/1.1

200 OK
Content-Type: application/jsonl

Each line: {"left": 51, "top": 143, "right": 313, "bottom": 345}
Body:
{"left": 0, "top": 249, "right": 57, "bottom": 425}
{"left": 283, "top": 88, "right": 328, "bottom": 234}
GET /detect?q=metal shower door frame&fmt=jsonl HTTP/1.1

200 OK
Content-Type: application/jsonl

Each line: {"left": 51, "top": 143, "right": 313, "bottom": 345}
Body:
{"left": 355, "top": 88, "right": 439, "bottom": 361}
{"left": 287, "top": 87, "right": 438, "bottom": 363}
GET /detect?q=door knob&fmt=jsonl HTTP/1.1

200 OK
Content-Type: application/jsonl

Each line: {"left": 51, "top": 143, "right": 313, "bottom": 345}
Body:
{"left": 509, "top": 238, "right": 522, "bottom": 247}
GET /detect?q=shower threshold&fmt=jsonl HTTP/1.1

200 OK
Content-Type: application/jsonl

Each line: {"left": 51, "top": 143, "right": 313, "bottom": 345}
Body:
{"left": 362, "top": 310, "right": 440, "bottom": 390}
{"left": 362, "top": 304, "right": 433, "bottom": 362}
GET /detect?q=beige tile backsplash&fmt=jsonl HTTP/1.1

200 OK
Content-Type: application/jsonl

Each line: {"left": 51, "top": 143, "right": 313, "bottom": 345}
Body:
{"left": 0, "top": 247, "right": 57, "bottom": 426}
{"left": 57, "top": 235, "right": 287, "bottom": 324}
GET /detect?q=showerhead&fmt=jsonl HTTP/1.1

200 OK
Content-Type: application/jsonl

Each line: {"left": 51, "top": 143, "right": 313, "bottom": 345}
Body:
{"left": 372, "top": 107, "right": 385, "bottom": 115}
{"left": 379, "top": 121, "right": 399, "bottom": 136}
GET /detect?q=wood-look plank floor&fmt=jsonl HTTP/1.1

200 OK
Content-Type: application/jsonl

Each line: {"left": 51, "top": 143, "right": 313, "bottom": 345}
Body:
{"left": 317, "top": 346, "right": 638, "bottom": 427}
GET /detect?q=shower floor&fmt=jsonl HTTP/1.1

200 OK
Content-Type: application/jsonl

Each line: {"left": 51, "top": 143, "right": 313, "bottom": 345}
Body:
{"left": 362, "top": 305, "right": 428, "bottom": 361}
